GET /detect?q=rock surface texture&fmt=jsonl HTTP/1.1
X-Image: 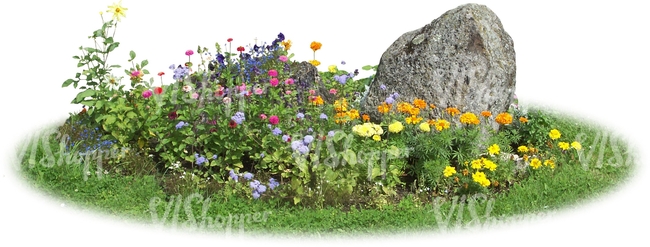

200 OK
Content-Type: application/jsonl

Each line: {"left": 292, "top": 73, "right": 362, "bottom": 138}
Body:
{"left": 360, "top": 3, "right": 516, "bottom": 131}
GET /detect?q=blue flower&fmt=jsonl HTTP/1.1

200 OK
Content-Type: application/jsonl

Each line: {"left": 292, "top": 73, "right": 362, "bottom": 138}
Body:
{"left": 252, "top": 191, "right": 261, "bottom": 199}
{"left": 212, "top": 155, "right": 218, "bottom": 159}
{"left": 303, "top": 135, "right": 314, "bottom": 145}
{"left": 175, "top": 121, "right": 189, "bottom": 129}
{"left": 333, "top": 74, "right": 348, "bottom": 84}
{"left": 307, "top": 127, "right": 313, "bottom": 133}
{"left": 341, "top": 61, "right": 346, "bottom": 65}
{"left": 229, "top": 169, "right": 238, "bottom": 182}
{"left": 243, "top": 172, "right": 254, "bottom": 181}
{"left": 291, "top": 140, "right": 303, "bottom": 151}
{"left": 296, "top": 112, "right": 305, "bottom": 120}
{"left": 196, "top": 155, "right": 207, "bottom": 165}
{"left": 272, "top": 127, "right": 282, "bottom": 136}
{"left": 380, "top": 84, "right": 387, "bottom": 90}
{"left": 231, "top": 111, "right": 245, "bottom": 125}
{"left": 169, "top": 64, "right": 175, "bottom": 70}
{"left": 256, "top": 184, "right": 267, "bottom": 193}
{"left": 385, "top": 96, "right": 395, "bottom": 104}
{"left": 269, "top": 178, "right": 280, "bottom": 190}
{"left": 260, "top": 152, "right": 265, "bottom": 158}
{"left": 282, "top": 135, "right": 290, "bottom": 142}
{"left": 249, "top": 179, "right": 261, "bottom": 189}
{"left": 319, "top": 113, "right": 328, "bottom": 120}
{"left": 328, "top": 130, "right": 336, "bottom": 137}
{"left": 297, "top": 145, "right": 310, "bottom": 155}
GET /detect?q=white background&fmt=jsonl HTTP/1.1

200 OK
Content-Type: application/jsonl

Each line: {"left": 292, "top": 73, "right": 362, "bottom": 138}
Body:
{"left": 1, "top": 0, "right": 648, "bottom": 246}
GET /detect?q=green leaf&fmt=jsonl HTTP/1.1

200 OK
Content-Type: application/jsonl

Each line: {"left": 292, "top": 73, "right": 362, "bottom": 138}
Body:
{"left": 126, "top": 111, "right": 137, "bottom": 119}
{"left": 129, "top": 50, "right": 136, "bottom": 60}
{"left": 141, "top": 60, "right": 148, "bottom": 68}
{"left": 293, "top": 196, "right": 301, "bottom": 205}
{"left": 83, "top": 47, "right": 98, "bottom": 53}
{"left": 73, "top": 89, "right": 97, "bottom": 103}
{"left": 107, "top": 42, "right": 120, "bottom": 53}
{"left": 62, "top": 79, "right": 75, "bottom": 88}
{"left": 105, "top": 115, "right": 116, "bottom": 125}
{"left": 362, "top": 65, "right": 374, "bottom": 71}
{"left": 342, "top": 149, "right": 357, "bottom": 165}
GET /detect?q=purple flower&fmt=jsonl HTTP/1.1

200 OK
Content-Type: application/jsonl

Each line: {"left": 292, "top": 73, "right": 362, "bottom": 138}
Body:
{"left": 385, "top": 96, "right": 395, "bottom": 104}
{"left": 142, "top": 90, "right": 153, "bottom": 98}
{"left": 341, "top": 61, "right": 346, "bottom": 65}
{"left": 282, "top": 135, "right": 290, "bottom": 142}
{"left": 297, "top": 145, "right": 310, "bottom": 155}
{"left": 307, "top": 128, "right": 313, "bottom": 133}
{"left": 380, "top": 84, "right": 387, "bottom": 90}
{"left": 231, "top": 111, "right": 245, "bottom": 125}
{"left": 291, "top": 140, "right": 303, "bottom": 151}
{"left": 296, "top": 112, "right": 305, "bottom": 120}
{"left": 196, "top": 155, "right": 207, "bottom": 165}
{"left": 229, "top": 169, "right": 238, "bottom": 182}
{"left": 243, "top": 172, "right": 254, "bottom": 181}
{"left": 303, "top": 135, "right": 314, "bottom": 145}
{"left": 277, "top": 32, "right": 285, "bottom": 41}
{"left": 272, "top": 127, "right": 282, "bottom": 136}
{"left": 169, "top": 64, "right": 175, "bottom": 70}
{"left": 252, "top": 191, "right": 261, "bottom": 199}
{"left": 175, "top": 121, "right": 189, "bottom": 129}
{"left": 333, "top": 74, "right": 348, "bottom": 84}
{"left": 319, "top": 113, "right": 328, "bottom": 120}
{"left": 392, "top": 92, "right": 399, "bottom": 99}
{"left": 212, "top": 155, "right": 218, "bottom": 159}
{"left": 249, "top": 179, "right": 261, "bottom": 189}
{"left": 328, "top": 130, "right": 336, "bottom": 137}
{"left": 260, "top": 152, "right": 265, "bottom": 158}
{"left": 216, "top": 54, "right": 225, "bottom": 64}
{"left": 256, "top": 184, "right": 267, "bottom": 193}
{"left": 269, "top": 178, "right": 279, "bottom": 190}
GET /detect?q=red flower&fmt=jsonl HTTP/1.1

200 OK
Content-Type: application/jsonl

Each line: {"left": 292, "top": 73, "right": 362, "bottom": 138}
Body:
{"left": 158, "top": 72, "right": 165, "bottom": 76}
{"left": 168, "top": 111, "right": 178, "bottom": 120}
{"left": 237, "top": 46, "right": 245, "bottom": 52}
{"left": 154, "top": 87, "right": 163, "bottom": 95}
{"left": 228, "top": 120, "right": 238, "bottom": 128}
{"left": 227, "top": 38, "right": 233, "bottom": 42}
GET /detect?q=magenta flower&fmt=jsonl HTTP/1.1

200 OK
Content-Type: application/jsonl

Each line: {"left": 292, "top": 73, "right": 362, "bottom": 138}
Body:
{"left": 185, "top": 50, "right": 194, "bottom": 56}
{"left": 254, "top": 88, "right": 263, "bottom": 95}
{"left": 329, "top": 88, "right": 337, "bottom": 94}
{"left": 285, "top": 78, "right": 294, "bottom": 85}
{"left": 268, "top": 70, "right": 278, "bottom": 77}
{"left": 142, "top": 90, "right": 152, "bottom": 98}
{"left": 270, "top": 78, "right": 279, "bottom": 87}
{"left": 269, "top": 115, "right": 279, "bottom": 125}
{"left": 237, "top": 83, "right": 247, "bottom": 92}
{"left": 279, "top": 55, "right": 288, "bottom": 62}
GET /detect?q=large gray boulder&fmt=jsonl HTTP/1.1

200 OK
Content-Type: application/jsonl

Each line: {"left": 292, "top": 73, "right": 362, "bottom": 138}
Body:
{"left": 360, "top": 3, "right": 516, "bottom": 131}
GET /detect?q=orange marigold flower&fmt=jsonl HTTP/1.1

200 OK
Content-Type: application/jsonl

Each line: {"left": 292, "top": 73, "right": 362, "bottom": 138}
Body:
{"left": 334, "top": 112, "right": 348, "bottom": 124}
{"left": 311, "top": 95, "right": 324, "bottom": 106}
{"left": 446, "top": 107, "right": 460, "bottom": 116}
{"left": 310, "top": 41, "right": 322, "bottom": 52}
{"left": 334, "top": 98, "right": 348, "bottom": 112}
{"left": 519, "top": 117, "right": 528, "bottom": 123}
{"left": 362, "top": 114, "right": 370, "bottom": 122}
{"left": 462, "top": 169, "right": 469, "bottom": 176}
{"left": 405, "top": 115, "right": 423, "bottom": 124}
{"left": 481, "top": 111, "right": 492, "bottom": 117}
{"left": 495, "top": 112, "right": 513, "bottom": 125}
{"left": 413, "top": 98, "right": 427, "bottom": 109}
{"left": 282, "top": 40, "right": 292, "bottom": 51}
{"left": 435, "top": 119, "right": 451, "bottom": 131}
{"left": 397, "top": 102, "right": 413, "bottom": 114}
{"left": 377, "top": 103, "right": 391, "bottom": 114}
{"left": 347, "top": 109, "right": 360, "bottom": 120}
{"left": 459, "top": 112, "right": 480, "bottom": 125}
{"left": 429, "top": 103, "right": 436, "bottom": 109}
{"left": 408, "top": 107, "right": 420, "bottom": 116}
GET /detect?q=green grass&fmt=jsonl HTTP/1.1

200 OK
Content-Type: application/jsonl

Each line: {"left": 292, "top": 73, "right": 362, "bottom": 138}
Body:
{"left": 15, "top": 104, "right": 635, "bottom": 238}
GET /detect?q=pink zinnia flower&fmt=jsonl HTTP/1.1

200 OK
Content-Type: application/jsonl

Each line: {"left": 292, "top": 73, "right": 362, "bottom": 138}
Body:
{"left": 142, "top": 90, "right": 152, "bottom": 98}
{"left": 285, "top": 78, "right": 294, "bottom": 85}
{"left": 254, "top": 88, "right": 263, "bottom": 95}
{"left": 191, "top": 92, "right": 199, "bottom": 99}
{"left": 185, "top": 50, "right": 194, "bottom": 56}
{"left": 285, "top": 90, "right": 292, "bottom": 95}
{"left": 278, "top": 55, "right": 288, "bottom": 62}
{"left": 270, "top": 78, "right": 279, "bottom": 87}
{"left": 329, "top": 88, "right": 337, "bottom": 94}
{"left": 259, "top": 114, "right": 267, "bottom": 120}
{"left": 269, "top": 115, "right": 279, "bottom": 125}
{"left": 268, "top": 70, "right": 278, "bottom": 77}
{"left": 309, "top": 89, "right": 316, "bottom": 95}
{"left": 237, "top": 83, "right": 247, "bottom": 92}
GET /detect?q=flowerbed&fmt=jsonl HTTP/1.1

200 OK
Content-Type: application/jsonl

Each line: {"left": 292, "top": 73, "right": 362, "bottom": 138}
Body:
{"left": 59, "top": 1, "right": 585, "bottom": 208}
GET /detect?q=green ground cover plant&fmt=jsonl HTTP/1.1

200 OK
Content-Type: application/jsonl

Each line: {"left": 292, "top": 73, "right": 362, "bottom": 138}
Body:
{"left": 15, "top": 1, "right": 636, "bottom": 238}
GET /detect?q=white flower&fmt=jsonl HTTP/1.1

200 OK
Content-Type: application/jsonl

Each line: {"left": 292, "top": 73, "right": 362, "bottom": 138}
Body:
{"left": 182, "top": 85, "right": 192, "bottom": 92}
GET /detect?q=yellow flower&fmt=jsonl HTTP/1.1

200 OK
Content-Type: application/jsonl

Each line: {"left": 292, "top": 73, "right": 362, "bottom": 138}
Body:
{"left": 397, "top": 102, "right": 413, "bottom": 114}
{"left": 571, "top": 141, "right": 582, "bottom": 150}
{"left": 405, "top": 115, "right": 423, "bottom": 124}
{"left": 347, "top": 109, "right": 360, "bottom": 120}
{"left": 544, "top": 159, "right": 555, "bottom": 169}
{"left": 352, "top": 124, "right": 372, "bottom": 137}
{"left": 334, "top": 98, "right": 348, "bottom": 112}
{"left": 519, "top": 117, "right": 529, "bottom": 124}
{"left": 429, "top": 103, "right": 436, "bottom": 109}
{"left": 472, "top": 172, "right": 491, "bottom": 187}
{"left": 388, "top": 121, "right": 404, "bottom": 133}
{"left": 481, "top": 111, "right": 492, "bottom": 118}
{"left": 334, "top": 112, "right": 348, "bottom": 124}
{"left": 107, "top": 0, "right": 128, "bottom": 22}
{"left": 482, "top": 158, "right": 497, "bottom": 171}
{"left": 495, "top": 112, "right": 513, "bottom": 125}
{"left": 443, "top": 166, "right": 457, "bottom": 177}
{"left": 311, "top": 95, "right": 324, "bottom": 106}
{"left": 373, "top": 135, "right": 381, "bottom": 142}
{"left": 487, "top": 144, "right": 500, "bottom": 155}
{"left": 558, "top": 142, "right": 570, "bottom": 151}
{"left": 459, "top": 112, "right": 480, "bottom": 125}
{"left": 530, "top": 158, "right": 542, "bottom": 169}
{"left": 446, "top": 107, "right": 460, "bottom": 116}
{"left": 517, "top": 145, "right": 529, "bottom": 153}
{"left": 419, "top": 122, "right": 430, "bottom": 132}
{"left": 309, "top": 60, "right": 321, "bottom": 66}
{"left": 408, "top": 107, "right": 420, "bottom": 116}
{"left": 310, "top": 41, "right": 322, "bottom": 52}
{"left": 413, "top": 98, "right": 427, "bottom": 109}
{"left": 328, "top": 65, "right": 338, "bottom": 73}
{"left": 435, "top": 119, "right": 451, "bottom": 131}
{"left": 470, "top": 159, "right": 482, "bottom": 170}
{"left": 549, "top": 129, "right": 561, "bottom": 140}
{"left": 282, "top": 40, "right": 292, "bottom": 51}
{"left": 377, "top": 103, "right": 391, "bottom": 114}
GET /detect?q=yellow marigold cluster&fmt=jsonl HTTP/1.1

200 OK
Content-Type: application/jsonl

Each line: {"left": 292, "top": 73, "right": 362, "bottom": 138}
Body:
{"left": 472, "top": 172, "right": 491, "bottom": 187}
{"left": 459, "top": 112, "right": 480, "bottom": 125}
{"left": 469, "top": 158, "right": 498, "bottom": 171}
{"left": 352, "top": 122, "right": 384, "bottom": 137}
{"left": 311, "top": 95, "right": 324, "bottom": 106}
{"left": 428, "top": 119, "right": 451, "bottom": 131}
{"left": 413, "top": 98, "right": 427, "bottom": 109}
{"left": 282, "top": 40, "right": 292, "bottom": 51}
{"left": 495, "top": 112, "right": 513, "bottom": 125}
{"left": 378, "top": 103, "right": 392, "bottom": 114}
{"left": 571, "top": 141, "right": 582, "bottom": 150}
{"left": 309, "top": 60, "right": 321, "bottom": 66}
{"left": 443, "top": 166, "right": 457, "bottom": 177}
{"left": 517, "top": 145, "right": 529, "bottom": 153}
{"left": 388, "top": 121, "right": 404, "bottom": 133}
{"left": 446, "top": 107, "right": 461, "bottom": 116}
{"left": 530, "top": 158, "right": 542, "bottom": 169}
{"left": 558, "top": 142, "right": 570, "bottom": 151}
{"left": 544, "top": 159, "right": 556, "bottom": 169}
{"left": 549, "top": 129, "right": 561, "bottom": 140}
{"left": 405, "top": 115, "right": 423, "bottom": 124}
{"left": 519, "top": 117, "right": 528, "bottom": 123}
{"left": 488, "top": 144, "right": 500, "bottom": 155}
{"left": 419, "top": 122, "right": 430, "bottom": 132}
